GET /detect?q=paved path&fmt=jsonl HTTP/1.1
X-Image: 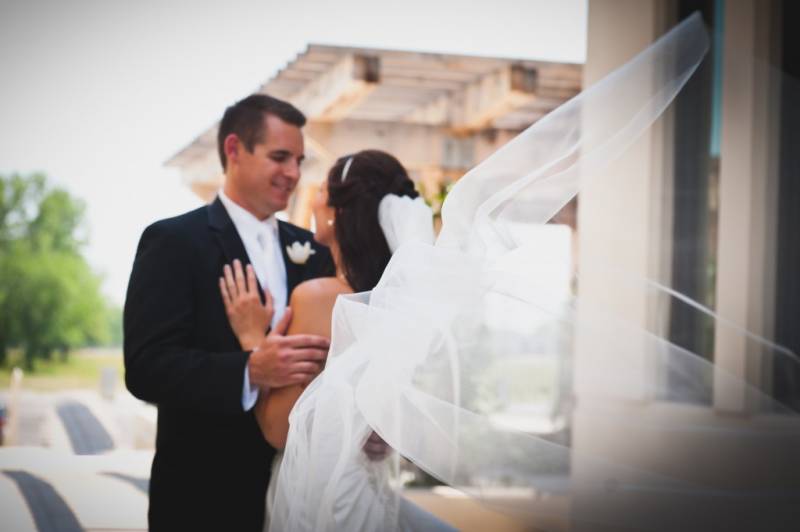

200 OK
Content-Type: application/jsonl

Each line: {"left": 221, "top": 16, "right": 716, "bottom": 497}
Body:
{"left": 55, "top": 401, "right": 114, "bottom": 455}
{"left": 0, "top": 389, "right": 155, "bottom": 531}
{"left": 103, "top": 472, "right": 149, "bottom": 495}
{"left": 2, "top": 391, "right": 53, "bottom": 448}
{"left": 0, "top": 471, "right": 37, "bottom": 531}
{"left": 0, "top": 448, "right": 152, "bottom": 531}
{"left": 2, "top": 470, "right": 83, "bottom": 532}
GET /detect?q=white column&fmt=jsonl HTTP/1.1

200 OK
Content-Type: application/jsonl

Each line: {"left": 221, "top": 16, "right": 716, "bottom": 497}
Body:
{"left": 713, "top": 0, "right": 781, "bottom": 413}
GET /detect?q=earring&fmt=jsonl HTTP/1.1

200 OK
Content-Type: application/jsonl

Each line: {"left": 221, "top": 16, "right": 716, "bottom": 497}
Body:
{"left": 327, "top": 219, "right": 334, "bottom": 227}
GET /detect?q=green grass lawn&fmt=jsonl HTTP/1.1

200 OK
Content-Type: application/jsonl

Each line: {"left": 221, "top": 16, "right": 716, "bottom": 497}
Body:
{"left": 0, "top": 348, "right": 124, "bottom": 391}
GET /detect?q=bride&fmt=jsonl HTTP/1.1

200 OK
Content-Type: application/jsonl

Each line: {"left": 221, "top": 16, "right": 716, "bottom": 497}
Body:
{"left": 221, "top": 149, "right": 453, "bottom": 530}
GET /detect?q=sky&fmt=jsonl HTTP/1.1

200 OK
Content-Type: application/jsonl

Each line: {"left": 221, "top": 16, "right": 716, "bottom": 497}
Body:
{"left": 0, "top": 0, "right": 587, "bottom": 305}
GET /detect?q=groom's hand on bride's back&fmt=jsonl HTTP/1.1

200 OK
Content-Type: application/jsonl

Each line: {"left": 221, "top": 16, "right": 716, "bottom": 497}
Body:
{"left": 247, "top": 307, "right": 329, "bottom": 389}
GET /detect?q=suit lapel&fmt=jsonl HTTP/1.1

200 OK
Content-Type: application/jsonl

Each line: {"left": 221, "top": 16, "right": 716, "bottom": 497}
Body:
{"left": 208, "top": 197, "right": 249, "bottom": 264}
{"left": 278, "top": 220, "right": 304, "bottom": 296}
{"left": 209, "top": 199, "right": 307, "bottom": 304}
{"left": 207, "top": 197, "right": 266, "bottom": 302}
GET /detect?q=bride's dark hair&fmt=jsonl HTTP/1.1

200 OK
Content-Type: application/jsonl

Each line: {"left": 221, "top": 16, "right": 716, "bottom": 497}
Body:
{"left": 326, "top": 150, "right": 419, "bottom": 292}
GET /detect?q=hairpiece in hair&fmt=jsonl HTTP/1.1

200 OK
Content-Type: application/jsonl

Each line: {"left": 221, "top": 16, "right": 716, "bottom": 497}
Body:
{"left": 341, "top": 157, "right": 354, "bottom": 182}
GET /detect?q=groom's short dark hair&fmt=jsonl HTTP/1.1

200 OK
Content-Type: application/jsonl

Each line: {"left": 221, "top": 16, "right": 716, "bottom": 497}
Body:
{"left": 217, "top": 94, "right": 306, "bottom": 170}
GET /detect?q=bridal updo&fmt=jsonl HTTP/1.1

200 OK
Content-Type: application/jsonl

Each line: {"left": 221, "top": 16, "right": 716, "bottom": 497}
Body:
{"left": 326, "top": 150, "right": 419, "bottom": 292}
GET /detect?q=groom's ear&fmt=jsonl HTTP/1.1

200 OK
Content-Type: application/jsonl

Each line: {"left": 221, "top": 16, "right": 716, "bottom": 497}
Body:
{"left": 224, "top": 134, "right": 240, "bottom": 167}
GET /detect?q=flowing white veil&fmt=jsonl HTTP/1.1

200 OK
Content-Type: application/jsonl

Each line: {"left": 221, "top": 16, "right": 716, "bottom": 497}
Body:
{"left": 270, "top": 13, "right": 800, "bottom": 531}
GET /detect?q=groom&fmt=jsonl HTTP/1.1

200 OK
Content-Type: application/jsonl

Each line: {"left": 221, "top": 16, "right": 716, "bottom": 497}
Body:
{"left": 124, "top": 94, "right": 334, "bottom": 531}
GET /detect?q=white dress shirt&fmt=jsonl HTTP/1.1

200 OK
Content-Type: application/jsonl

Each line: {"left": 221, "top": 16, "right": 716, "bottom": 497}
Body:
{"left": 218, "top": 190, "right": 288, "bottom": 411}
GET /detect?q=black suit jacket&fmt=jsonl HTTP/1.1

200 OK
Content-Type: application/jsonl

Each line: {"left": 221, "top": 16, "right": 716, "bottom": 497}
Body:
{"left": 123, "top": 198, "right": 333, "bottom": 532}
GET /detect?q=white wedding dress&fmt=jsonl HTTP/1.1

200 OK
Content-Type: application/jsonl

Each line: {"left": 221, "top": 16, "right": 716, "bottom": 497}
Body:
{"left": 266, "top": 13, "right": 800, "bottom": 531}
{"left": 264, "top": 196, "right": 455, "bottom": 531}
{"left": 266, "top": 447, "right": 455, "bottom": 532}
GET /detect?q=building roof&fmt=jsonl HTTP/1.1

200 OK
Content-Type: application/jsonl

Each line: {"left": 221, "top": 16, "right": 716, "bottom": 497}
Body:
{"left": 165, "top": 44, "right": 582, "bottom": 169}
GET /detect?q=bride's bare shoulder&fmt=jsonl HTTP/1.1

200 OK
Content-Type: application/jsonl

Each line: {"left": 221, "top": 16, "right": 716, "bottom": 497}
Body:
{"left": 287, "top": 278, "right": 352, "bottom": 337}
{"left": 290, "top": 277, "right": 351, "bottom": 306}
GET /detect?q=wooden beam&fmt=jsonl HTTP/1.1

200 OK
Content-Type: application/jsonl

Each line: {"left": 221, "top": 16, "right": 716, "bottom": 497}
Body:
{"left": 287, "top": 53, "right": 380, "bottom": 122}
{"left": 402, "top": 94, "right": 450, "bottom": 125}
{"left": 305, "top": 44, "right": 505, "bottom": 73}
{"left": 379, "top": 53, "right": 505, "bottom": 73}
{"left": 522, "top": 96, "right": 572, "bottom": 111}
{"left": 381, "top": 76, "right": 464, "bottom": 91}
{"left": 456, "top": 64, "right": 539, "bottom": 131}
{"left": 402, "top": 64, "right": 540, "bottom": 132}
{"left": 304, "top": 120, "right": 448, "bottom": 171}
{"left": 492, "top": 111, "right": 548, "bottom": 130}
{"left": 534, "top": 86, "right": 582, "bottom": 100}
{"left": 380, "top": 64, "right": 481, "bottom": 81}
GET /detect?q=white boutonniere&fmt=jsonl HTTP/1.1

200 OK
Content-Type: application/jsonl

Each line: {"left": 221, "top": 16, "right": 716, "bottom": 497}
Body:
{"left": 286, "top": 241, "right": 316, "bottom": 265}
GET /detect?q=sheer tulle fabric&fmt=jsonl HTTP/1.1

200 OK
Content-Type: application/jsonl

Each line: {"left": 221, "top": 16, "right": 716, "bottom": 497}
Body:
{"left": 270, "top": 13, "right": 800, "bottom": 531}
{"left": 378, "top": 195, "right": 435, "bottom": 254}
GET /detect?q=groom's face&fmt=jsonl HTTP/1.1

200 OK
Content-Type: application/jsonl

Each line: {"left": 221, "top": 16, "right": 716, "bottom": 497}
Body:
{"left": 228, "top": 114, "right": 305, "bottom": 219}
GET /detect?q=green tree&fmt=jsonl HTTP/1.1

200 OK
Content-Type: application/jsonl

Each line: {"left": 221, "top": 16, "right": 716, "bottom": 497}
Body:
{"left": 0, "top": 173, "right": 110, "bottom": 369}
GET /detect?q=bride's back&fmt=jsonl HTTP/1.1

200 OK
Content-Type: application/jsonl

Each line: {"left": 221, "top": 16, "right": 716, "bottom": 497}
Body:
{"left": 286, "top": 277, "right": 352, "bottom": 338}
{"left": 257, "top": 278, "right": 351, "bottom": 451}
